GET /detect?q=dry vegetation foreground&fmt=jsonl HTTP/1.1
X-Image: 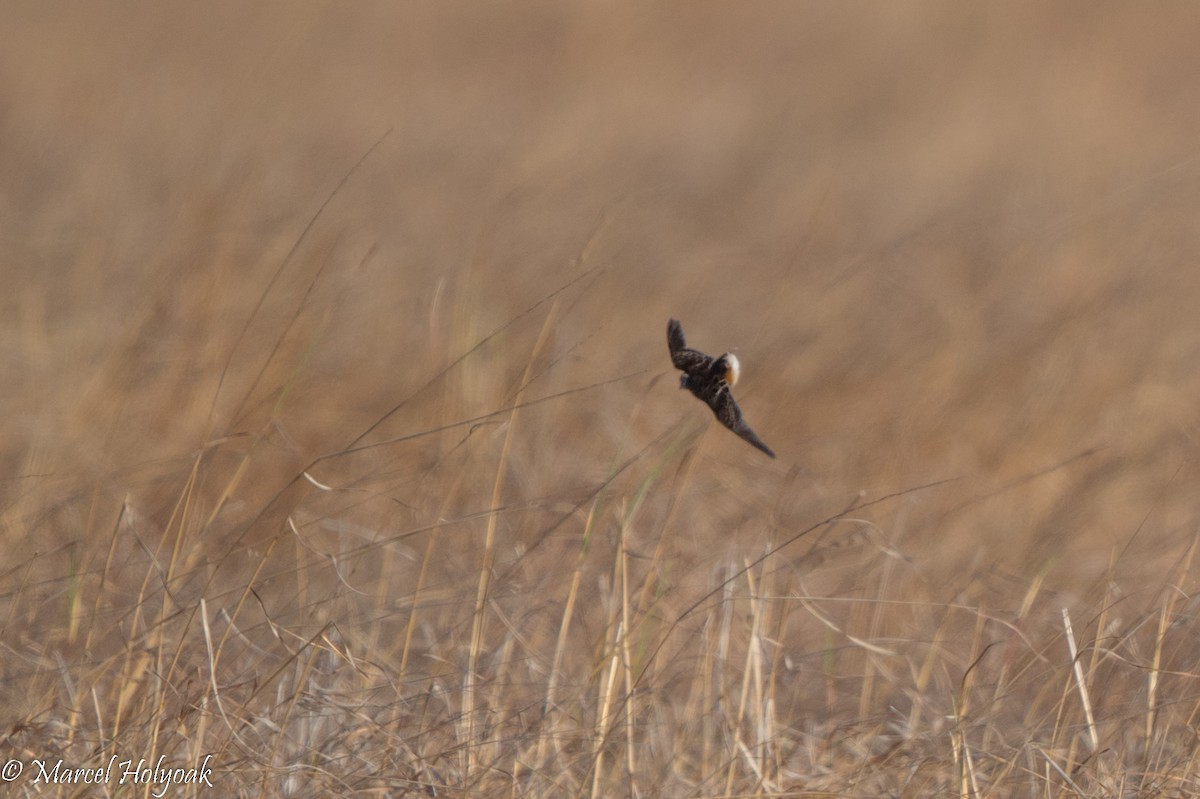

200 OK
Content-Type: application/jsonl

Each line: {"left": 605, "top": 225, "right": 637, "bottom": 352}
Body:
{"left": 6, "top": 4, "right": 1200, "bottom": 797}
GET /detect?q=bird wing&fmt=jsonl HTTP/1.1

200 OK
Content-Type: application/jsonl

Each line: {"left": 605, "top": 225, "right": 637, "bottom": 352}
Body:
{"left": 712, "top": 388, "right": 776, "bottom": 458}
{"left": 667, "top": 319, "right": 712, "bottom": 373}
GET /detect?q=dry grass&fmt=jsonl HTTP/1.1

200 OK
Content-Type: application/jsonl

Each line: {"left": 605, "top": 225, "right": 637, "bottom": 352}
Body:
{"left": 5, "top": 3, "right": 1200, "bottom": 797}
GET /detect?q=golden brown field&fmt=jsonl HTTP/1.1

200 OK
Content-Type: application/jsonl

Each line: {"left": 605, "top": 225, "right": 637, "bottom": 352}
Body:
{"left": 5, "top": 4, "right": 1200, "bottom": 796}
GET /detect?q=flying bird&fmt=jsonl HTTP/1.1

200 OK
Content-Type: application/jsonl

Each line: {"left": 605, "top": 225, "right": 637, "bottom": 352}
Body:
{"left": 667, "top": 318, "right": 776, "bottom": 458}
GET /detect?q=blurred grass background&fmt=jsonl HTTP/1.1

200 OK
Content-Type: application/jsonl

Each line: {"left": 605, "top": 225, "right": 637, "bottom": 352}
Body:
{"left": 5, "top": 3, "right": 1200, "bottom": 796}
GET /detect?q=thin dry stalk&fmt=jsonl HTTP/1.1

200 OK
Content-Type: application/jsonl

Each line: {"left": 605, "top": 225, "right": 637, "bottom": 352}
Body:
{"left": 635, "top": 443, "right": 702, "bottom": 618}
{"left": 912, "top": 605, "right": 949, "bottom": 733}
{"left": 591, "top": 620, "right": 624, "bottom": 799}
{"left": 465, "top": 303, "right": 559, "bottom": 779}
{"left": 83, "top": 498, "right": 129, "bottom": 654}
{"left": 720, "top": 563, "right": 739, "bottom": 791}
{"left": 1062, "top": 607, "right": 1099, "bottom": 753}
{"left": 962, "top": 736, "right": 980, "bottom": 798}
{"left": 859, "top": 557, "right": 895, "bottom": 723}
{"left": 400, "top": 470, "right": 466, "bottom": 672}
{"left": 1148, "top": 536, "right": 1198, "bottom": 745}
{"left": 535, "top": 499, "right": 593, "bottom": 768}
{"left": 618, "top": 513, "right": 637, "bottom": 788}
{"left": 731, "top": 563, "right": 764, "bottom": 790}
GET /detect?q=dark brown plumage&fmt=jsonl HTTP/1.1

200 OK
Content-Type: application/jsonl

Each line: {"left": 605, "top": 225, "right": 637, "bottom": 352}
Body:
{"left": 667, "top": 318, "right": 775, "bottom": 458}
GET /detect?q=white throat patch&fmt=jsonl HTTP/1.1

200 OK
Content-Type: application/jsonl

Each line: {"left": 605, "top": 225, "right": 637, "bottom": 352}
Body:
{"left": 723, "top": 353, "right": 740, "bottom": 386}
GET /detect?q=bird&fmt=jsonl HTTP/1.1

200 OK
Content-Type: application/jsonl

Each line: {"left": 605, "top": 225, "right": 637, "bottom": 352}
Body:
{"left": 667, "top": 318, "right": 776, "bottom": 458}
